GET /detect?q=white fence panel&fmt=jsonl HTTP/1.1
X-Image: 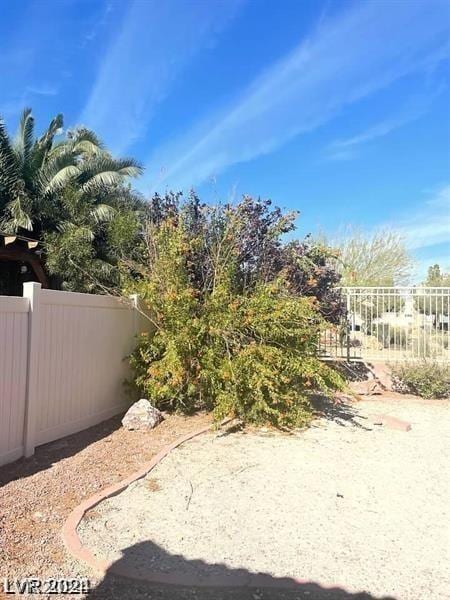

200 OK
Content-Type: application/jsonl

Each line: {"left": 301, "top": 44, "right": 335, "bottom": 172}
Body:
{"left": 0, "top": 296, "right": 29, "bottom": 466}
{"left": 34, "top": 289, "right": 136, "bottom": 447}
{"left": 0, "top": 285, "right": 141, "bottom": 465}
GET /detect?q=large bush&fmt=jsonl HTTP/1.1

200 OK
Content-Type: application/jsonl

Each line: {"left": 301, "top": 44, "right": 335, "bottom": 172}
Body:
{"left": 136, "top": 192, "right": 345, "bottom": 322}
{"left": 127, "top": 194, "right": 345, "bottom": 427}
{"left": 391, "top": 361, "right": 450, "bottom": 399}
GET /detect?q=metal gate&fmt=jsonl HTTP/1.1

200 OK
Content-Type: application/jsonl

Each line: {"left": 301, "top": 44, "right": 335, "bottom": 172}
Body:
{"left": 319, "top": 287, "right": 450, "bottom": 363}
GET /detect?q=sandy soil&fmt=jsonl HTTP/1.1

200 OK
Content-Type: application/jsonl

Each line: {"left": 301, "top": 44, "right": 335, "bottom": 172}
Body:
{"left": 0, "top": 411, "right": 211, "bottom": 600}
{"left": 79, "top": 397, "right": 450, "bottom": 600}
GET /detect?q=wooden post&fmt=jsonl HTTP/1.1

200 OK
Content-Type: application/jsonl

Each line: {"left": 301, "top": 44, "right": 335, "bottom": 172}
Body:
{"left": 23, "top": 282, "right": 42, "bottom": 457}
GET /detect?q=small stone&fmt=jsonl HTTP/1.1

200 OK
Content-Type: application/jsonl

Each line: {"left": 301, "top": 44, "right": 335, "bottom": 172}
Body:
{"left": 349, "top": 380, "right": 383, "bottom": 396}
{"left": 122, "top": 399, "right": 164, "bottom": 431}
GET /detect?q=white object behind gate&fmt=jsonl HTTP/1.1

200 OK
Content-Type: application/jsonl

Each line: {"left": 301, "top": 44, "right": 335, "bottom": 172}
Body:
{"left": 320, "top": 286, "right": 450, "bottom": 362}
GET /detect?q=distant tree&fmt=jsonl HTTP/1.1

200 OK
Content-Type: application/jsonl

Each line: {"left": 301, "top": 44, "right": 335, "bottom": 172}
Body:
{"left": 415, "top": 264, "right": 450, "bottom": 317}
{"left": 319, "top": 227, "right": 414, "bottom": 322}
{"left": 331, "top": 227, "right": 413, "bottom": 286}
{"left": 423, "top": 264, "right": 450, "bottom": 287}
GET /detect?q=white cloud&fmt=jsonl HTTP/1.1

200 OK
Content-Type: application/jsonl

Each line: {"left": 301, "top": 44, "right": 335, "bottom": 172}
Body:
{"left": 146, "top": 0, "right": 450, "bottom": 190}
{"left": 80, "top": 0, "right": 243, "bottom": 154}
{"left": 395, "top": 185, "right": 450, "bottom": 251}
{"left": 0, "top": 85, "right": 59, "bottom": 121}
{"left": 81, "top": 2, "right": 114, "bottom": 46}
{"left": 325, "top": 95, "right": 436, "bottom": 161}
{"left": 26, "top": 84, "right": 59, "bottom": 97}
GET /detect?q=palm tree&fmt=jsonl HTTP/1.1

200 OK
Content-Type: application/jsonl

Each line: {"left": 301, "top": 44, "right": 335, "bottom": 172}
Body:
{"left": 0, "top": 108, "right": 142, "bottom": 237}
{"left": 0, "top": 108, "right": 144, "bottom": 292}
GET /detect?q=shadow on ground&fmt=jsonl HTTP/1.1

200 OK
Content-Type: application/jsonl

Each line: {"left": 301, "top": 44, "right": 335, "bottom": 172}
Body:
{"left": 0, "top": 415, "right": 122, "bottom": 487}
{"left": 88, "top": 540, "right": 396, "bottom": 600}
{"left": 328, "top": 361, "right": 375, "bottom": 382}
{"left": 309, "top": 394, "right": 372, "bottom": 430}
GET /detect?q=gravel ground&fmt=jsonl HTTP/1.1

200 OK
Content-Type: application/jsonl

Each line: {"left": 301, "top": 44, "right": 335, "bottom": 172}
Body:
{"left": 0, "top": 411, "right": 211, "bottom": 600}
{"left": 79, "top": 397, "right": 450, "bottom": 600}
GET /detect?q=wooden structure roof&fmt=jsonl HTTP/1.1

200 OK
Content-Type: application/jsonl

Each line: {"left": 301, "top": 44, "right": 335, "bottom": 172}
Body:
{"left": 0, "top": 232, "right": 48, "bottom": 289}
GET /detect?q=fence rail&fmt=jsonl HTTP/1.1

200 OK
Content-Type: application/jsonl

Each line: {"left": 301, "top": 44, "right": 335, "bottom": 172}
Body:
{"left": 319, "top": 286, "right": 450, "bottom": 363}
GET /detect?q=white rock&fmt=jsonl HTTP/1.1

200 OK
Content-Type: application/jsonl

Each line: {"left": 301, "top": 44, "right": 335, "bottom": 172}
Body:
{"left": 122, "top": 399, "right": 163, "bottom": 431}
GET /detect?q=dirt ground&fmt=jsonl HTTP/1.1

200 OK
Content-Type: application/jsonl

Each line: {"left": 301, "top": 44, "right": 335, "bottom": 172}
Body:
{"left": 79, "top": 397, "right": 450, "bottom": 600}
{"left": 1, "top": 395, "right": 448, "bottom": 600}
{"left": 0, "top": 412, "right": 211, "bottom": 599}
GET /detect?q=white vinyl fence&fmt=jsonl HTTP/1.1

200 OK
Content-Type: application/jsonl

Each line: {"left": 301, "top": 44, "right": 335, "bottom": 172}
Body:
{"left": 0, "top": 295, "right": 29, "bottom": 465}
{"left": 0, "top": 283, "right": 146, "bottom": 466}
{"left": 320, "top": 287, "right": 450, "bottom": 363}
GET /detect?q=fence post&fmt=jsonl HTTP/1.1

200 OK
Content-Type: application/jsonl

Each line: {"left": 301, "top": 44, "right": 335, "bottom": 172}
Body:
{"left": 23, "top": 282, "right": 42, "bottom": 457}
{"left": 346, "top": 291, "right": 351, "bottom": 361}
{"left": 129, "top": 294, "right": 140, "bottom": 338}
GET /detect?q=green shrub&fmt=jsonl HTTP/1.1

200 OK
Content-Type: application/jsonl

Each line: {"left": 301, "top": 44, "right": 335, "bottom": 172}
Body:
{"left": 391, "top": 361, "right": 450, "bottom": 399}
{"left": 127, "top": 196, "right": 344, "bottom": 427}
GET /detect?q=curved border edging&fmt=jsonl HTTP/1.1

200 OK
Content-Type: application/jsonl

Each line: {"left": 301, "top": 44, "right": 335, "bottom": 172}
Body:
{"left": 62, "top": 422, "right": 347, "bottom": 591}
{"left": 62, "top": 423, "right": 212, "bottom": 579}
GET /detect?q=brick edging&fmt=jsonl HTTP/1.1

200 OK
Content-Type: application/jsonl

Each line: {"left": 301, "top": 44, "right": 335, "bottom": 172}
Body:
{"left": 62, "top": 422, "right": 346, "bottom": 591}
{"left": 62, "top": 423, "right": 212, "bottom": 578}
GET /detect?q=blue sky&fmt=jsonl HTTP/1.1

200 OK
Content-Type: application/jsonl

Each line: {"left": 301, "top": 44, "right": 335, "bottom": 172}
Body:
{"left": 1, "top": 0, "right": 449, "bottom": 278}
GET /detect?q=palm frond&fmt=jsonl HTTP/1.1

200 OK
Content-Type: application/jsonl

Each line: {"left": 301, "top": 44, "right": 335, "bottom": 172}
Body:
{"left": 44, "top": 165, "right": 81, "bottom": 195}
{"left": 40, "top": 150, "right": 80, "bottom": 195}
{"left": 40, "top": 113, "right": 64, "bottom": 147}
{"left": 32, "top": 113, "right": 64, "bottom": 170}
{"left": 81, "top": 171, "right": 123, "bottom": 194}
{"left": 90, "top": 203, "right": 117, "bottom": 224}
{"left": 80, "top": 156, "right": 143, "bottom": 194}
{"left": 0, "top": 119, "right": 19, "bottom": 178}
{"left": 13, "top": 108, "right": 35, "bottom": 167}
{"left": 69, "top": 127, "right": 104, "bottom": 154}
{"left": 1, "top": 196, "right": 33, "bottom": 231}
{"left": 57, "top": 221, "right": 95, "bottom": 242}
{"left": 0, "top": 118, "right": 21, "bottom": 206}
{"left": 50, "top": 127, "right": 105, "bottom": 160}
{"left": 73, "top": 139, "right": 103, "bottom": 156}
